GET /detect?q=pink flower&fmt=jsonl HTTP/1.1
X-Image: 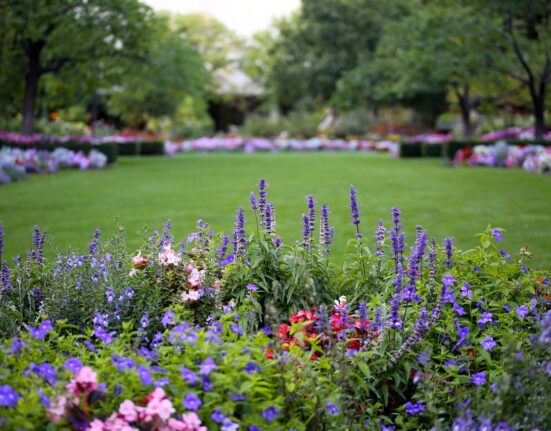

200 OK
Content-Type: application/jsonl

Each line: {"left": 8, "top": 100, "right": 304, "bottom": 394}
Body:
{"left": 187, "top": 268, "right": 205, "bottom": 288}
{"left": 119, "top": 400, "right": 138, "bottom": 422}
{"left": 182, "top": 290, "right": 201, "bottom": 302}
{"left": 159, "top": 244, "right": 181, "bottom": 267}
{"left": 66, "top": 366, "right": 97, "bottom": 396}
{"left": 147, "top": 398, "right": 175, "bottom": 421}
{"left": 128, "top": 268, "right": 139, "bottom": 277}
{"left": 46, "top": 395, "right": 67, "bottom": 422}
{"left": 87, "top": 419, "right": 105, "bottom": 431}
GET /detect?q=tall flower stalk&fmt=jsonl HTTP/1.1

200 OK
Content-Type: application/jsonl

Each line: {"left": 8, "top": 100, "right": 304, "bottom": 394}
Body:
{"left": 349, "top": 185, "right": 366, "bottom": 278}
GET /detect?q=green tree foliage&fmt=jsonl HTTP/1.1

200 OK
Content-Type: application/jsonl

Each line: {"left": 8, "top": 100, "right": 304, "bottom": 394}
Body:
{"left": 107, "top": 16, "right": 208, "bottom": 126}
{"left": 0, "top": 0, "right": 153, "bottom": 134}
{"left": 335, "top": 3, "right": 507, "bottom": 137}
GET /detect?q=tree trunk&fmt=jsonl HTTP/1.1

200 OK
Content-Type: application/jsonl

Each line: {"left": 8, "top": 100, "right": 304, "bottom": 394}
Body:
{"left": 529, "top": 80, "right": 546, "bottom": 140}
{"left": 21, "top": 41, "right": 44, "bottom": 135}
{"left": 457, "top": 85, "right": 474, "bottom": 139}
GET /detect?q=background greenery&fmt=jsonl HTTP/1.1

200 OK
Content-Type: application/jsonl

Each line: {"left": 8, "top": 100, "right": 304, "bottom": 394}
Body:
{"left": 1, "top": 152, "right": 549, "bottom": 266}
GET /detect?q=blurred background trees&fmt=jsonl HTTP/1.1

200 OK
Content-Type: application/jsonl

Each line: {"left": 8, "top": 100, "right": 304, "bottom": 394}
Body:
{"left": 0, "top": 0, "right": 550, "bottom": 137}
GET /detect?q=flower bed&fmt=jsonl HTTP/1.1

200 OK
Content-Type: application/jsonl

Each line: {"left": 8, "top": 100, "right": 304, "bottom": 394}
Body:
{"left": 454, "top": 142, "right": 551, "bottom": 174}
{"left": 0, "top": 183, "right": 550, "bottom": 430}
{"left": 0, "top": 147, "right": 108, "bottom": 185}
{"left": 164, "top": 138, "right": 399, "bottom": 156}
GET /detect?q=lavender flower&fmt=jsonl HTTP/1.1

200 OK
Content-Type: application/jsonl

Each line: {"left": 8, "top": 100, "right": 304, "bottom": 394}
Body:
{"left": 211, "top": 409, "right": 225, "bottom": 423}
{"left": 390, "top": 208, "right": 405, "bottom": 269}
{"left": 112, "top": 355, "right": 136, "bottom": 372}
{"left": 374, "top": 220, "right": 385, "bottom": 257}
{"left": 180, "top": 368, "right": 198, "bottom": 385}
{"left": 306, "top": 195, "right": 316, "bottom": 236}
{"left": 215, "top": 235, "right": 230, "bottom": 265}
{"left": 443, "top": 237, "right": 454, "bottom": 266}
{"left": 301, "top": 213, "right": 310, "bottom": 247}
{"left": 460, "top": 282, "right": 473, "bottom": 300}
{"left": 389, "top": 294, "right": 403, "bottom": 330}
{"left": 1, "top": 264, "right": 10, "bottom": 291}
{"left": 349, "top": 185, "right": 361, "bottom": 237}
{"left": 258, "top": 179, "right": 268, "bottom": 220}
{"left": 250, "top": 192, "right": 258, "bottom": 211}
{"left": 244, "top": 362, "right": 260, "bottom": 374}
{"left": 221, "top": 418, "right": 240, "bottom": 431}
{"left": 137, "top": 366, "right": 154, "bottom": 385}
{"left": 319, "top": 203, "right": 334, "bottom": 248}
{"left": 140, "top": 313, "right": 149, "bottom": 329}
{"left": 264, "top": 202, "right": 275, "bottom": 234}
{"left": 0, "top": 221, "right": 3, "bottom": 262}
{"left": 160, "top": 219, "right": 173, "bottom": 247}
{"left": 182, "top": 392, "right": 202, "bottom": 410}
{"left": 232, "top": 207, "right": 246, "bottom": 257}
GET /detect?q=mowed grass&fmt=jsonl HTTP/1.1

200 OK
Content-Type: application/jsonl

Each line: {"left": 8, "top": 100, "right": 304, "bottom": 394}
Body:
{"left": 0, "top": 152, "right": 550, "bottom": 267}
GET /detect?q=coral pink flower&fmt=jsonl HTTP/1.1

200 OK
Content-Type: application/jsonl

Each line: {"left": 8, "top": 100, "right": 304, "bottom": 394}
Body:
{"left": 131, "top": 251, "right": 149, "bottom": 269}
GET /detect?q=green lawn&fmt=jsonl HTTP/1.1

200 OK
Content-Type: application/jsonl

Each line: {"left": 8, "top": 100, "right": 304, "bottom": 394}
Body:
{"left": 1, "top": 153, "right": 550, "bottom": 267}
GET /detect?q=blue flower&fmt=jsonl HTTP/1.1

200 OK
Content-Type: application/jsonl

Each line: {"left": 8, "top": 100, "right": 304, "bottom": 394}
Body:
{"left": 405, "top": 401, "right": 425, "bottom": 415}
{"left": 63, "top": 358, "right": 83, "bottom": 374}
{"left": 262, "top": 406, "right": 280, "bottom": 422}
{"left": 471, "top": 372, "right": 487, "bottom": 386}
{"left": 199, "top": 357, "right": 217, "bottom": 375}
{"left": 477, "top": 312, "right": 493, "bottom": 327}
{"left": 180, "top": 367, "right": 198, "bottom": 386}
{"left": 137, "top": 366, "right": 154, "bottom": 385}
{"left": 211, "top": 409, "right": 225, "bottom": 423}
{"left": 230, "top": 323, "right": 244, "bottom": 335}
{"left": 161, "top": 309, "right": 175, "bottom": 326}
{"left": 221, "top": 418, "right": 240, "bottom": 431}
{"left": 0, "top": 385, "right": 20, "bottom": 408}
{"left": 326, "top": 402, "right": 340, "bottom": 415}
{"left": 491, "top": 228, "right": 503, "bottom": 241}
{"left": 182, "top": 392, "right": 202, "bottom": 410}
{"left": 36, "top": 388, "right": 50, "bottom": 407}
{"left": 481, "top": 336, "right": 497, "bottom": 351}
{"left": 516, "top": 305, "right": 529, "bottom": 319}
{"left": 244, "top": 362, "right": 260, "bottom": 374}
{"left": 29, "top": 319, "right": 53, "bottom": 341}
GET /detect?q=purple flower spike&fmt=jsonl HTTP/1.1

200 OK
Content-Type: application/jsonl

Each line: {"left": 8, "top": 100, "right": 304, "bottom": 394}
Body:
{"left": 349, "top": 185, "right": 361, "bottom": 233}
{"left": 232, "top": 207, "right": 246, "bottom": 257}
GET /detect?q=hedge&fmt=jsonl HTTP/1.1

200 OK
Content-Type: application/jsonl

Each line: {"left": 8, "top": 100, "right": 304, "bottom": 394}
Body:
{"left": 0, "top": 140, "right": 118, "bottom": 164}
{"left": 398, "top": 141, "right": 422, "bottom": 157}
{"left": 421, "top": 142, "right": 443, "bottom": 157}
{"left": 115, "top": 140, "right": 165, "bottom": 156}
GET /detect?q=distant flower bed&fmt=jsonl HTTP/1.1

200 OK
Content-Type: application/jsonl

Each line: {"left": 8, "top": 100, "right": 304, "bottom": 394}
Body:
{"left": 0, "top": 182, "right": 550, "bottom": 429}
{"left": 480, "top": 127, "right": 551, "bottom": 142}
{"left": 0, "top": 130, "right": 136, "bottom": 145}
{"left": 164, "top": 137, "right": 399, "bottom": 156}
{"left": 405, "top": 133, "right": 453, "bottom": 143}
{"left": 454, "top": 141, "right": 551, "bottom": 174}
{"left": 0, "top": 147, "right": 107, "bottom": 185}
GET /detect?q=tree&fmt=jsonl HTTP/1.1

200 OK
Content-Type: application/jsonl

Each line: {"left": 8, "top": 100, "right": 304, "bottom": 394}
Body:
{"left": 107, "top": 16, "right": 208, "bottom": 126}
{"left": 0, "top": 0, "right": 152, "bottom": 134}
{"left": 477, "top": 0, "right": 551, "bottom": 139}
{"left": 267, "top": 0, "right": 409, "bottom": 112}
{"left": 168, "top": 13, "right": 243, "bottom": 92}
{"left": 334, "top": 3, "right": 509, "bottom": 137}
